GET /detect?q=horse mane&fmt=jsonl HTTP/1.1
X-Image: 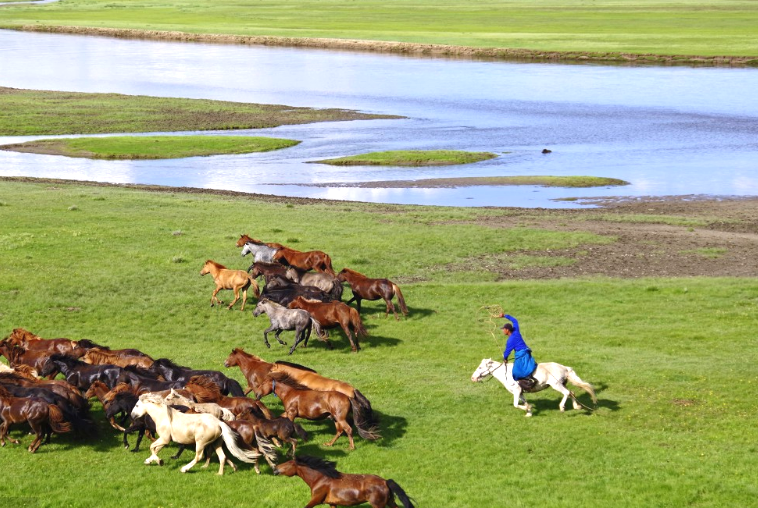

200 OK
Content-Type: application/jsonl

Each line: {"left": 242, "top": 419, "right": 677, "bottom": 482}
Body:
{"left": 0, "top": 385, "right": 11, "bottom": 399}
{"left": 186, "top": 375, "right": 223, "bottom": 402}
{"left": 103, "top": 383, "right": 133, "bottom": 404}
{"left": 269, "top": 371, "right": 312, "bottom": 391}
{"left": 139, "top": 392, "right": 165, "bottom": 404}
{"left": 295, "top": 456, "right": 342, "bottom": 479}
{"left": 49, "top": 353, "right": 79, "bottom": 366}
{"left": 231, "top": 348, "right": 263, "bottom": 362}
{"left": 12, "top": 364, "right": 39, "bottom": 379}
{"left": 124, "top": 365, "right": 161, "bottom": 379}
{"left": 76, "top": 339, "right": 108, "bottom": 350}
{"left": 11, "top": 327, "right": 41, "bottom": 344}
{"left": 340, "top": 267, "right": 366, "bottom": 278}
{"left": 154, "top": 358, "right": 185, "bottom": 371}
{"left": 205, "top": 259, "right": 227, "bottom": 270}
{"left": 274, "top": 360, "right": 318, "bottom": 374}
{"left": 84, "top": 349, "right": 112, "bottom": 364}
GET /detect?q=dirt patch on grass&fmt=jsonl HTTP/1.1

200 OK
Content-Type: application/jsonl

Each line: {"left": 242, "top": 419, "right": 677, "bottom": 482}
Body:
{"left": 17, "top": 25, "right": 758, "bottom": 67}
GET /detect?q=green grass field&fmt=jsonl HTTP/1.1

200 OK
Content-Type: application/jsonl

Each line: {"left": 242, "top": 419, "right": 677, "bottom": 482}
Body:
{"left": 0, "top": 180, "right": 756, "bottom": 507}
{"left": 0, "top": 135, "right": 300, "bottom": 159}
{"left": 314, "top": 150, "right": 498, "bottom": 167}
{"left": 1, "top": 0, "right": 757, "bottom": 58}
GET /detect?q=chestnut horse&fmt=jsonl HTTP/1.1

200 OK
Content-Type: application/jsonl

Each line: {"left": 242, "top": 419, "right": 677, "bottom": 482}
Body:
{"left": 270, "top": 361, "right": 377, "bottom": 432}
{"left": 274, "top": 456, "right": 414, "bottom": 508}
{"left": 223, "top": 348, "right": 275, "bottom": 398}
{"left": 268, "top": 376, "right": 380, "bottom": 450}
{"left": 184, "top": 374, "right": 273, "bottom": 419}
{"left": 5, "top": 328, "right": 80, "bottom": 356}
{"left": 200, "top": 259, "right": 260, "bottom": 311}
{"left": 236, "top": 408, "right": 309, "bottom": 457}
{"left": 83, "top": 347, "right": 154, "bottom": 369}
{"left": 0, "top": 385, "right": 72, "bottom": 453}
{"left": 236, "top": 234, "right": 285, "bottom": 250}
{"left": 337, "top": 268, "right": 408, "bottom": 320}
{"left": 0, "top": 342, "right": 54, "bottom": 377}
{"left": 288, "top": 297, "right": 367, "bottom": 352}
{"left": 273, "top": 247, "right": 336, "bottom": 276}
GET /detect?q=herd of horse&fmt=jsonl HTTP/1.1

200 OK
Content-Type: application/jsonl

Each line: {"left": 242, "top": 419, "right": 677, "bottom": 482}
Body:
{"left": 200, "top": 234, "right": 409, "bottom": 354}
{"left": 0, "top": 328, "right": 413, "bottom": 508}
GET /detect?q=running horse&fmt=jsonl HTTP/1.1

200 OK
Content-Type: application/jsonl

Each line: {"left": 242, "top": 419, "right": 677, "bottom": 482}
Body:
{"left": 274, "top": 455, "right": 415, "bottom": 508}
{"left": 200, "top": 259, "right": 260, "bottom": 311}
{"left": 223, "top": 348, "right": 275, "bottom": 398}
{"left": 130, "top": 393, "right": 277, "bottom": 474}
{"left": 273, "top": 247, "right": 336, "bottom": 276}
{"left": 252, "top": 298, "right": 313, "bottom": 352}
{"left": 288, "top": 297, "right": 367, "bottom": 352}
{"left": 471, "top": 358, "right": 597, "bottom": 417}
{"left": 337, "top": 268, "right": 408, "bottom": 319}
{"left": 241, "top": 241, "right": 280, "bottom": 264}
{"left": 236, "top": 234, "right": 285, "bottom": 250}
{"left": 0, "top": 385, "right": 72, "bottom": 453}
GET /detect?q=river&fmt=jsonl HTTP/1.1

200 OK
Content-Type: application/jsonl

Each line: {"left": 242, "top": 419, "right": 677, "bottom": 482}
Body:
{"left": 1, "top": 29, "right": 757, "bottom": 207}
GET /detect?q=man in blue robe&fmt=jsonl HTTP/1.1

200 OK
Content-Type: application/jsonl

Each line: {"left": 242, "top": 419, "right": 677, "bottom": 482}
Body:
{"left": 502, "top": 314, "right": 538, "bottom": 390}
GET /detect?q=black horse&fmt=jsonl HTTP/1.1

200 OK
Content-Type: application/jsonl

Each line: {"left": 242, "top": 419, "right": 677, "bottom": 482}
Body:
{"left": 39, "top": 354, "right": 124, "bottom": 391}
{"left": 0, "top": 381, "right": 96, "bottom": 436}
{"left": 261, "top": 277, "right": 333, "bottom": 307}
{"left": 148, "top": 358, "right": 245, "bottom": 397}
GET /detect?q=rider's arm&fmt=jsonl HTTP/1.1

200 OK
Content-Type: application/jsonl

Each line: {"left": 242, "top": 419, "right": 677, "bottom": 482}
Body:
{"left": 503, "top": 314, "right": 520, "bottom": 333}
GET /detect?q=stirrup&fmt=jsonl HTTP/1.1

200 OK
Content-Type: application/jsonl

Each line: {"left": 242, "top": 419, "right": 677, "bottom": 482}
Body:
{"left": 518, "top": 376, "right": 537, "bottom": 391}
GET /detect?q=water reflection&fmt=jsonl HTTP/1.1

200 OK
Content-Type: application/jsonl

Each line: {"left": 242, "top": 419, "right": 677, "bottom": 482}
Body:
{"left": 0, "top": 29, "right": 757, "bottom": 207}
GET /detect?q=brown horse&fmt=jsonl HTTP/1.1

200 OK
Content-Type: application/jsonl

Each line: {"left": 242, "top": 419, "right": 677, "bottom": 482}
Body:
{"left": 200, "top": 259, "right": 260, "bottom": 311}
{"left": 236, "top": 408, "right": 309, "bottom": 457}
{"left": 184, "top": 375, "right": 273, "bottom": 419}
{"left": 223, "top": 348, "right": 275, "bottom": 397}
{"left": 5, "top": 328, "right": 80, "bottom": 356}
{"left": 271, "top": 362, "right": 377, "bottom": 432}
{"left": 83, "top": 347, "right": 154, "bottom": 369}
{"left": 337, "top": 268, "right": 408, "bottom": 320}
{"left": 288, "top": 297, "right": 367, "bottom": 352}
{"left": 274, "top": 456, "right": 414, "bottom": 508}
{"left": 0, "top": 342, "right": 54, "bottom": 377}
{"left": 269, "top": 377, "right": 380, "bottom": 450}
{"left": 273, "top": 247, "right": 336, "bottom": 276}
{"left": 85, "top": 380, "right": 128, "bottom": 432}
{"left": 0, "top": 386, "right": 72, "bottom": 452}
{"left": 236, "top": 234, "right": 286, "bottom": 250}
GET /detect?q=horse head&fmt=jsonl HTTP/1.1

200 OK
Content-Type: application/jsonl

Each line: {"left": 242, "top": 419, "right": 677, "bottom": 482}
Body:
{"left": 471, "top": 358, "right": 499, "bottom": 382}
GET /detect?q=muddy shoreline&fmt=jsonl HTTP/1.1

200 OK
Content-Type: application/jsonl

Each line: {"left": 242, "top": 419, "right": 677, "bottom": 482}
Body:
{"left": 13, "top": 25, "right": 758, "bottom": 67}
{"left": 3, "top": 176, "right": 757, "bottom": 279}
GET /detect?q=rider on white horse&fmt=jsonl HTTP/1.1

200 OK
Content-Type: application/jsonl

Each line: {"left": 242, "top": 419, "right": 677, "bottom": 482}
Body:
{"left": 502, "top": 314, "right": 538, "bottom": 390}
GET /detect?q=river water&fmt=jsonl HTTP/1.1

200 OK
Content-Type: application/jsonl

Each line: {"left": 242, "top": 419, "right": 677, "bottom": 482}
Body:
{"left": 1, "top": 29, "right": 757, "bottom": 207}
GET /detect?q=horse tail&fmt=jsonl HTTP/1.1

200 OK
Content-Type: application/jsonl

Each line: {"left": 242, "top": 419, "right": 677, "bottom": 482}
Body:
{"left": 248, "top": 275, "right": 261, "bottom": 298}
{"left": 254, "top": 429, "right": 279, "bottom": 466}
{"left": 47, "top": 404, "right": 73, "bottom": 434}
{"left": 292, "top": 421, "right": 309, "bottom": 442}
{"left": 219, "top": 421, "right": 264, "bottom": 464}
{"left": 392, "top": 283, "right": 408, "bottom": 316}
{"left": 566, "top": 367, "right": 597, "bottom": 405}
{"left": 351, "top": 389, "right": 377, "bottom": 430}
{"left": 386, "top": 479, "right": 415, "bottom": 508}
{"left": 323, "top": 254, "right": 336, "bottom": 276}
{"left": 349, "top": 308, "right": 368, "bottom": 338}
{"left": 351, "top": 396, "right": 380, "bottom": 441}
{"left": 227, "top": 378, "right": 246, "bottom": 398}
{"left": 219, "top": 407, "right": 236, "bottom": 421}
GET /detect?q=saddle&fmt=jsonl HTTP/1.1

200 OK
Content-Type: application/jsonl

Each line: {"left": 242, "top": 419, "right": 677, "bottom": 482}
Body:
{"left": 517, "top": 375, "right": 538, "bottom": 392}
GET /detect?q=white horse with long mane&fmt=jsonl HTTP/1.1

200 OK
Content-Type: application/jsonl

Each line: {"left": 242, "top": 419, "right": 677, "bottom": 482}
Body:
{"left": 471, "top": 358, "right": 597, "bottom": 417}
{"left": 131, "top": 393, "right": 277, "bottom": 474}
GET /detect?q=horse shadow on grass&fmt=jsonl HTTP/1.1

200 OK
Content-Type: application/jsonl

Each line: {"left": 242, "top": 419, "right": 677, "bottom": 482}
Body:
{"left": 524, "top": 381, "right": 618, "bottom": 416}
{"left": 353, "top": 304, "right": 436, "bottom": 321}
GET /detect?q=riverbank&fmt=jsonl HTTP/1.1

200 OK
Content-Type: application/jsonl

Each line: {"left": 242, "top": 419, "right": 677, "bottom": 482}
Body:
{"left": 12, "top": 25, "right": 758, "bottom": 66}
{"left": 3, "top": 176, "right": 757, "bottom": 279}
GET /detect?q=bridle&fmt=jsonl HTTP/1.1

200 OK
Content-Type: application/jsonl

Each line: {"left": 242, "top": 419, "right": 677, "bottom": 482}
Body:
{"left": 473, "top": 360, "right": 505, "bottom": 382}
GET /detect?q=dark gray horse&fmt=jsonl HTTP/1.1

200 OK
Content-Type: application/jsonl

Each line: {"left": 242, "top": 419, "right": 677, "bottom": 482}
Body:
{"left": 252, "top": 299, "right": 313, "bottom": 354}
{"left": 285, "top": 267, "right": 343, "bottom": 301}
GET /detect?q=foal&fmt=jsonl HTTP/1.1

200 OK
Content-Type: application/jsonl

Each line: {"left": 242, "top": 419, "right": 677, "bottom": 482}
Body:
{"left": 200, "top": 259, "right": 260, "bottom": 311}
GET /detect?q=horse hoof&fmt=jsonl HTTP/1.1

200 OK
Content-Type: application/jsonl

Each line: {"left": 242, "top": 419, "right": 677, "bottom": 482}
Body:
{"left": 158, "top": 459, "right": 164, "bottom": 466}
{"left": 525, "top": 413, "right": 532, "bottom": 418}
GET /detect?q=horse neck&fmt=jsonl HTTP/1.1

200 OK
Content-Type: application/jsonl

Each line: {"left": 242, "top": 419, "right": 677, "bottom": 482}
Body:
{"left": 294, "top": 464, "right": 326, "bottom": 488}
{"left": 490, "top": 362, "right": 511, "bottom": 385}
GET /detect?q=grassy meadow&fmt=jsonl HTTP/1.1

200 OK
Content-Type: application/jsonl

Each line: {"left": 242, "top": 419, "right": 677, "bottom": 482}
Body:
{"left": 314, "top": 150, "right": 498, "bottom": 167}
{"left": 0, "top": 135, "right": 300, "bottom": 160}
{"left": 0, "top": 180, "right": 757, "bottom": 507}
{"left": 1, "top": 0, "right": 757, "bottom": 58}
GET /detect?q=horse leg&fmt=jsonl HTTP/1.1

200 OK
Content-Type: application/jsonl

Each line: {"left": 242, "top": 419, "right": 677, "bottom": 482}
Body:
{"left": 28, "top": 421, "right": 44, "bottom": 453}
{"left": 146, "top": 436, "right": 169, "bottom": 465}
{"left": 211, "top": 287, "right": 222, "bottom": 307}
{"left": 274, "top": 329, "right": 287, "bottom": 346}
{"left": 228, "top": 287, "right": 241, "bottom": 310}
{"left": 180, "top": 441, "right": 205, "bottom": 473}
{"left": 551, "top": 382, "right": 573, "bottom": 412}
{"left": 239, "top": 288, "right": 247, "bottom": 312}
{"left": 385, "top": 297, "right": 399, "bottom": 321}
{"left": 262, "top": 326, "right": 274, "bottom": 348}
{"left": 342, "top": 325, "right": 359, "bottom": 353}
{"left": 512, "top": 389, "right": 531, "bottom": 416}
{"left": 171, "top": 444, "right": 187, "bottom": 460}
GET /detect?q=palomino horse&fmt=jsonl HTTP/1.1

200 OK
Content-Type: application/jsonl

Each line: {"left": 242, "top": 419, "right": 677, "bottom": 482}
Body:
{"left": 236, "top": 234, "right": 285, "bottom": 250}
{"left": 273, "top": 247, "right": 336, "bottom": 276}
{"left": 130, "top": 393, "right": 277, "bottom": 474}
{"left": 288, "top": 297, "right": 367, "bottom": 352}
{"left": 274, "top": 456, "right": 415, "bottom": 508}
{"left": 200, "top": 259, "right": 260, "bottom": 311}
{"left": 266, "top": 376, "right": 380, "bottom": 450}
{"left": 253, "top": 298, "right": 312, "bottom": 352}
{"left": 241, "top": 241, "right": 280, "bottom": 264}
{"left": 270, "top": 361, "right": 377, "bottom": 432}
{"left": 0, "top": 386, "right": 72, "bottom": 452}
{"left": 471, "top": 358, "right": 597, "bottom": 417}
{"left": 337, "top": 268, "right": 408, "bottom": 319}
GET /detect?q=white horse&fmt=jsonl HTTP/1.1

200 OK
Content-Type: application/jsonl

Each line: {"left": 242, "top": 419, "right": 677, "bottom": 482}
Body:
{"left": 131, "top": 394, "right": 276, "bottom": 474}
{"left": 471, "top": 358, "right": 597, "bottom": 417}
{"left": 241, "top": 241, "right": 279, "bottom": 263}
